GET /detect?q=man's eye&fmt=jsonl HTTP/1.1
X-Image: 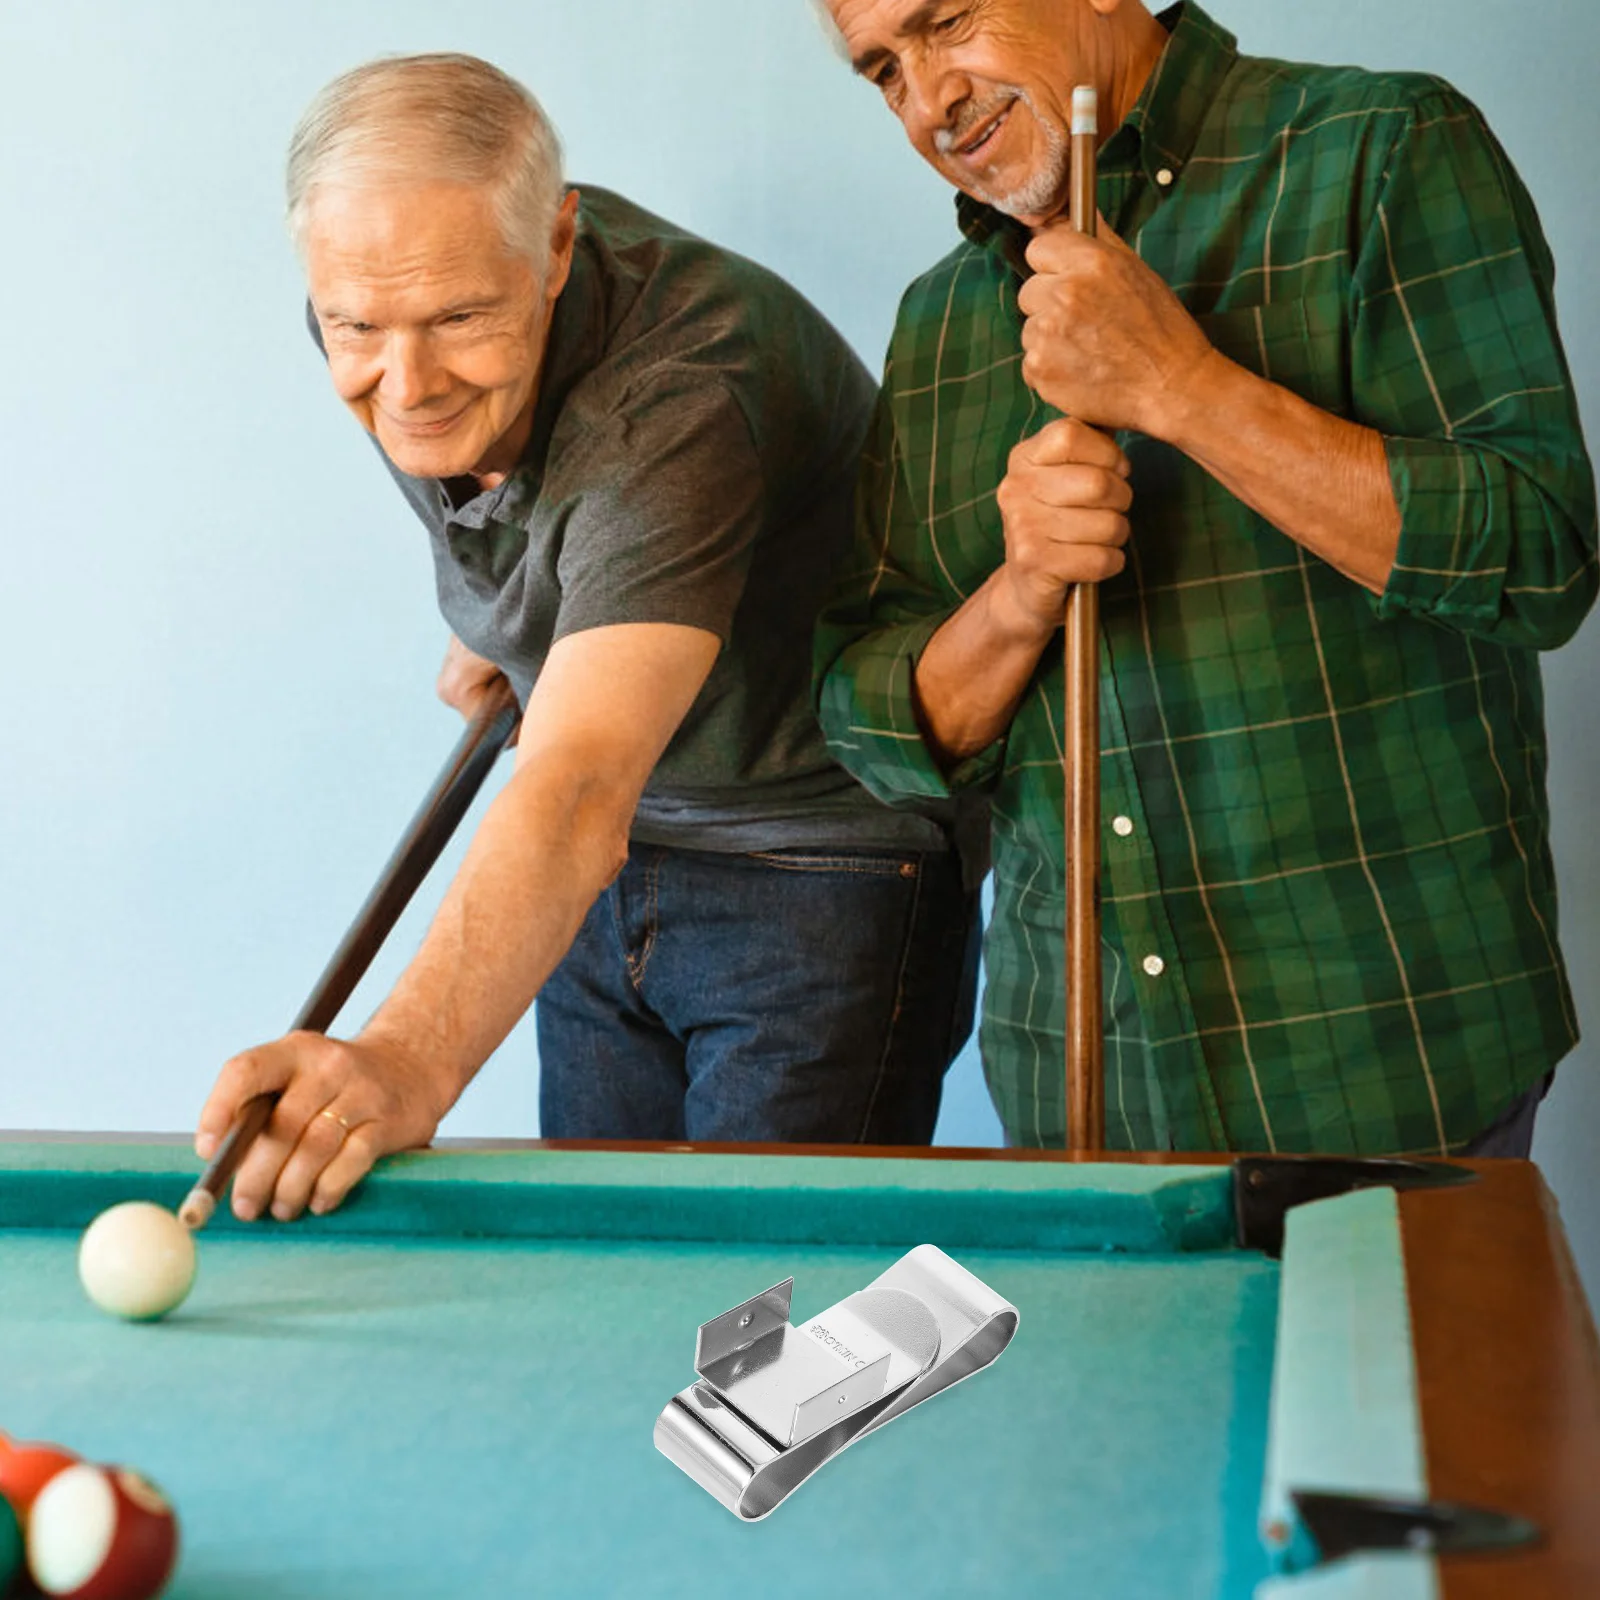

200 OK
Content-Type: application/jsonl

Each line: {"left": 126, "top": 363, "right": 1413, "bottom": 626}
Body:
{"left": 934, "top": 7, "right": 969, "bottom": 35}
{"left": 441, "top": 312, "right": 475, "bottom": 326}
{"left": 871, "top": 62, "right": 901, "bottom": 92}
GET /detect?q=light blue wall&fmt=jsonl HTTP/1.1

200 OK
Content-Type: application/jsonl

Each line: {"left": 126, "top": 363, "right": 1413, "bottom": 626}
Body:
{"left": 2, "top": 4, "right": 1594, "bottom": 1291}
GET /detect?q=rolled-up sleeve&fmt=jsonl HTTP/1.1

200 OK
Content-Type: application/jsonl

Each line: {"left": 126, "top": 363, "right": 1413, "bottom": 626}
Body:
{"left": 1354, "top": 86, "right": 1598, "bottom": 648}
{"left": 814, "top": 386, "right": 1003, "bottom": 804}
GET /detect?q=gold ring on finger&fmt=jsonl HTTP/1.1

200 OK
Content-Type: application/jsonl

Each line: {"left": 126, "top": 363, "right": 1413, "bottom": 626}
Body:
{"left": 317, "top": 1108, "right": 353, "bottom": 1134}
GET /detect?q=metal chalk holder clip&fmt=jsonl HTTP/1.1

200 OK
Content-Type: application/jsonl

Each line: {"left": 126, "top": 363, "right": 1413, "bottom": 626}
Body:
{"left": 654, "top": 1244, "right": 1019, "bottom": 1520}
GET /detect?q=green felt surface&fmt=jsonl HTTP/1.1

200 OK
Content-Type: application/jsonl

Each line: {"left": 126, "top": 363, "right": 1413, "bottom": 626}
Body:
{"left": 0, "top": 1493, "right": 19, "bottom": 1589}
{"left": 0, "top": 1149, "right": 1288, "bottom": 1598}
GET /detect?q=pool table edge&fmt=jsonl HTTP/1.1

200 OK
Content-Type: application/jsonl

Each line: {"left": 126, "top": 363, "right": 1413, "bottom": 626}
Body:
{"left": 7, "top": 1137, "right": 1597, "bottom": 1593}
{"left": 1401, "top": 1162, "right": 1600, "bottom": 1597}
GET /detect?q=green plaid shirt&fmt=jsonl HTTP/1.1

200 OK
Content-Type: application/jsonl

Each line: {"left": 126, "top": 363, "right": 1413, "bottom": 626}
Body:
{"left": 815, "top": 2, "right": 1597, "bottom": 1155}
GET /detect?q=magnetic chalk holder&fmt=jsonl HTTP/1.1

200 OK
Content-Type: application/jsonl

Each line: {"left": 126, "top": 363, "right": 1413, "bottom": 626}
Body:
{"left": 654, "top": 1244, "right": 1019, "bottom": 1520}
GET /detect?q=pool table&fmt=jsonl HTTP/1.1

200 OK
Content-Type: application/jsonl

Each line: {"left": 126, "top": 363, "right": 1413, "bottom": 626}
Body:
{"left": 0, "top": 1138, "right": 1596, "bottom": 1599}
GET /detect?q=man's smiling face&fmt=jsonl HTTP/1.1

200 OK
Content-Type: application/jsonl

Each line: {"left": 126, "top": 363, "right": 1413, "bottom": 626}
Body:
{"left": 305, "top": 181, "right": 574, "bottom": 485}
{"left": 828, "top": 0, "right": 1105, "bottom": 226}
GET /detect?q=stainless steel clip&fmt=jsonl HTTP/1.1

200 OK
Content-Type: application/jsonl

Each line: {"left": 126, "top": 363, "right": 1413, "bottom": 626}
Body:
{"left": 654, "top": 1244, "right": 1019, "bottom": 1520}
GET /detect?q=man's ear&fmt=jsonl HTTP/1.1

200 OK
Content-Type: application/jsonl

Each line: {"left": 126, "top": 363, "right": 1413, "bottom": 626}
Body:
{"left": 544, "top": 189, "right": 581, "bottom": 303}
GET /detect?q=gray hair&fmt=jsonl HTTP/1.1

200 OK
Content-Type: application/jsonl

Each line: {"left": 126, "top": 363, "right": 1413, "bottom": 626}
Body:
{"left": 808, "top": 0, "right": 849, "bottom": 60}
{"left": 286, "top": 53, "right": 565, "bottom": 266}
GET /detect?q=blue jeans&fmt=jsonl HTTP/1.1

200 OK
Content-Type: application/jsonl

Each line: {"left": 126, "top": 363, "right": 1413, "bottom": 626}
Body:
{"left": 1460, "top": 1072, "right": 1554, "bottom": 1158}
{"left": 536, "top": 843, "right": 980, "bottom": 1142}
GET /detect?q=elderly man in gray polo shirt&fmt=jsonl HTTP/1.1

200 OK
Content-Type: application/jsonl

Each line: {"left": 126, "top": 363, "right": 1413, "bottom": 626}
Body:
{"left": 194, "top": 53, "right": 976, "bottom": 1221}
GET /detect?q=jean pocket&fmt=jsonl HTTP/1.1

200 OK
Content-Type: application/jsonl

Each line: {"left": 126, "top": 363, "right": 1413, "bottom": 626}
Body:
{"left": 746, "top": 850, "right": 921, "bottom": 880}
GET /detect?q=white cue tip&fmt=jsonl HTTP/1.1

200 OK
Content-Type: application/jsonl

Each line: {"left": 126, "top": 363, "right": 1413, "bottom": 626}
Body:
{"left": 1072, "top": 85, "right": 1098, "bottom": 137}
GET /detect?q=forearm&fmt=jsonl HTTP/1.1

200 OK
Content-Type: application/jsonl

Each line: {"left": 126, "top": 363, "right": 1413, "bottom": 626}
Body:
{"left": 912, "top": 421, "right": 1134, "bottom": 765}
{"left": 1163, "top": 350, "right": 1401, "bottom": 593}
{"left": 356, "top": 763, "right": 629, "bottom": 1106}
{"left": 914, "top": 568, "right": 1056, "bottom": 763}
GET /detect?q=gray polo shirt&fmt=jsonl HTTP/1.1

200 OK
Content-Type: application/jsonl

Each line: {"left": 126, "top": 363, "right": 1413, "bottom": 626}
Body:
{"left": 374, "top": 187, "right": 947, "bottom": 855}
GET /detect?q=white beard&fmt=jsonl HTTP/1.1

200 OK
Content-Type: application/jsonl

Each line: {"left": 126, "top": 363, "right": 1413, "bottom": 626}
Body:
{"left": 937, "top": 85, "right": 1071, "bottom": 219}
{"left": 975, "top": 92, "right": 1069, "bottom": 219}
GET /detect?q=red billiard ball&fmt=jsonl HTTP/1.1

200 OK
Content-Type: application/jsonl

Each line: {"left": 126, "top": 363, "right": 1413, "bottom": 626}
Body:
{"left": 0, "top": 1438, "right": 80, "bottom": 1519}
{"left": 26, "top": 1464, "right": 179, "bottom": 1600}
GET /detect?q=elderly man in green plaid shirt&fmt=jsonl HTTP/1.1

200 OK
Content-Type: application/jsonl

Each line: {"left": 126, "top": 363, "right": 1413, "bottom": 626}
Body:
{"left": 815, "top": 0, "right": 1598, "bottom": 1155}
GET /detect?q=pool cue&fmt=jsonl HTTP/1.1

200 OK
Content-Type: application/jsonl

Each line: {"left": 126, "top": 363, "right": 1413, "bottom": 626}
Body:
{"left": 1064, "top": 85, "right": 1105, "bottom": 1154}
{"left": 178, "top": 677, "right": 521, "bottom": 1230}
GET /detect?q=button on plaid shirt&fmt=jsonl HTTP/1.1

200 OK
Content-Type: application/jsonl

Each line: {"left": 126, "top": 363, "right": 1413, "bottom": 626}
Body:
{"left": 815, "top": 2, "right": 1597, "bottom": 1154}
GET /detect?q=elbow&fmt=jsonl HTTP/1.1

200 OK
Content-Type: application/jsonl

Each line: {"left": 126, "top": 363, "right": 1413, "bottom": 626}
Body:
{"left": 596, "top": 825, "right": 630, "bottom": 889}
{"left": 558, "top": 775, "right": 634, "bottom": 889}
{"left": 1508, "top": 552, "right": 1599, "bottom": 652}
{"left": 573, "top": 774, "right": 638, "bottom": 890}
{"left": 502, "top": 760, "right": 637, "bottom": 889}
{"left": 1497, "top": 494, "right": 1600, "bottom": 649}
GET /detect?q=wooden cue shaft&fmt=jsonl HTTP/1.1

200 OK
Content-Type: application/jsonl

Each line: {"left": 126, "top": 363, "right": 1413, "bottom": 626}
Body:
{"left": 178, "top": 678, "right": 521, "bottom": 1229}
{"left": 1065, "top": 86, "right": 1105, "bottom": 1154}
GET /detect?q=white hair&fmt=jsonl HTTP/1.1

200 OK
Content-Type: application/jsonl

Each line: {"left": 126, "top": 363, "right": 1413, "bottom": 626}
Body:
{"left": 285, "top": 53, "right": 565, "bottom": 265}
{"left": 808, "top": 0, "right": 850, "bottom": 60}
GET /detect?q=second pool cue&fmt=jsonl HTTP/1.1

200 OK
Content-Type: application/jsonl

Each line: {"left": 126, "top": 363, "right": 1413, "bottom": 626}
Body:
{"left": 1065, "top": 84, "right": 1105, "bottom": 1154}
{"left": 179, "top": 677, "right": 521, "bottom": 1229}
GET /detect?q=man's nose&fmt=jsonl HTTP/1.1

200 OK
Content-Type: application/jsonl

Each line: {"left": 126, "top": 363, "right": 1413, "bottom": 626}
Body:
{"left": 380, "top": 331, "right": 448, "bottom": 410}
{"left": 904, "top": 56, "right": 967, "bottom": 142}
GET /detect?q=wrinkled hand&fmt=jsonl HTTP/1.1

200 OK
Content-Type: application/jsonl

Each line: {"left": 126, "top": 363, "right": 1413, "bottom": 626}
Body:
{"left": 997, "top": 418, "right": 1133, "bottom": 630}
{"left": 1018, "top": 219, "right": 1217, "bottom": 436}
{"left": 194, "top": 1033, "right": 450, "bottom": 1221}
{"left": 437, "top": 636, "right": 513, "bottom": 725}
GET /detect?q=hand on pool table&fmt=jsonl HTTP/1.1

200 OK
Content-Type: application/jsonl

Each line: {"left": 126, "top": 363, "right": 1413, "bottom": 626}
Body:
{"left": 194, "top": 1032, "right": 448, "bottom": 1221}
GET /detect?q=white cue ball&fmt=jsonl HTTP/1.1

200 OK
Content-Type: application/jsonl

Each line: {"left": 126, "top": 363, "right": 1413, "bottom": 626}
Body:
{"left": 77, "top": 1202, "right": 197, "bottom": 1321}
